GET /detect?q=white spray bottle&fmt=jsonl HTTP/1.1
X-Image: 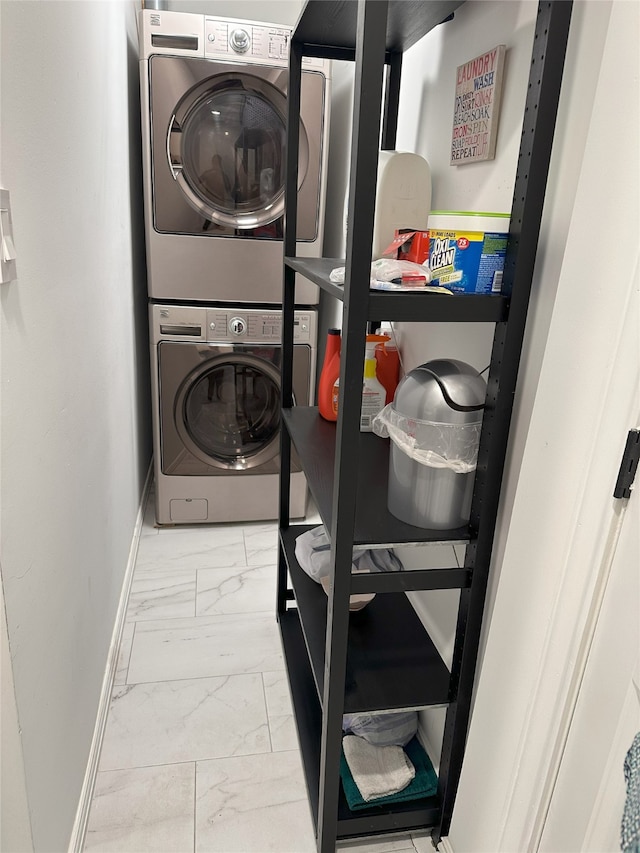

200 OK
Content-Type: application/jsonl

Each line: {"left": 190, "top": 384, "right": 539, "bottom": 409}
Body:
{"left": 360, "top": 339, "right": 386, "bottom": 432}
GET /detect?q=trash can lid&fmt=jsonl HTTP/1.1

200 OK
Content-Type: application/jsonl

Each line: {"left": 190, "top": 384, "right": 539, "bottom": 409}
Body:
{"left": 393, "top": 359, "right": 486, "bottom": 424}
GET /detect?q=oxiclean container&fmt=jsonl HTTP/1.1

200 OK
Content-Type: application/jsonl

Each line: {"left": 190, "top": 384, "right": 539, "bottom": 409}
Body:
{"left": 428, "top": 211, "right": 510, "bottom": 294}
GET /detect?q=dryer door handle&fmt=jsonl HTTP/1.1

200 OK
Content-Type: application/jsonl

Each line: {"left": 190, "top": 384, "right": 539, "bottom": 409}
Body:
{"left": 167, "top": 115, "right": 183, "bottom": 180}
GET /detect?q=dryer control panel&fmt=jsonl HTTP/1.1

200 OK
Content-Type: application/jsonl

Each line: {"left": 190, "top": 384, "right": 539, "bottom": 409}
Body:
{"left": 153, "top": 304, "right": 315, "bottom": 346}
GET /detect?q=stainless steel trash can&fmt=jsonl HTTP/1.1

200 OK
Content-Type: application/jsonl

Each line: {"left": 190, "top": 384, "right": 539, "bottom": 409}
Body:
{"left": 386, "top": 359, "right": 486, "bottom": 529}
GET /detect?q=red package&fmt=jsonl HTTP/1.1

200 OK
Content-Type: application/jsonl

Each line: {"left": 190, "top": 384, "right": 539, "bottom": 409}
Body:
{"left": 400, "top": 272, "right": 427, "bottom": 286}
{"left": 397, "top": 230, "right": 430, "bottom": 264}
{"left": 380, "top": 230, "right": 430, "bottom": 264}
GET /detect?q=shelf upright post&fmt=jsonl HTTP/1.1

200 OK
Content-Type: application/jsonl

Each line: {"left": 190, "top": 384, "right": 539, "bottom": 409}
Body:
{"left": 369, "top": 46, "right": 400, "bottom": 338}
{"left": 278, "top": 35, "right": 303, "bottom": 616}
{"left": 315, "top": 2, "right": 389, "bottom": 851}
{"left": 432, "top": 1, "right": 573, "bottom": 843}
{"left": 381, "top": 50, "right": 402, "bottom": 151}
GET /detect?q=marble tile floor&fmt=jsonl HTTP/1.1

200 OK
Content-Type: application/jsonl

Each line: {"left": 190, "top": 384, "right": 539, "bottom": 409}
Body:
{"left": 83, "top": 488, "right": 437, "bottom": 853}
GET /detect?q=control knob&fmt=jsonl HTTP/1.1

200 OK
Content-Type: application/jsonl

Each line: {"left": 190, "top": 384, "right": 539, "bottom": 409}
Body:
{"left": 229, "top": 28, "right": 250, "bottom": 53}
{"left": 229, "top": 316, "right": 246, "bottom": 336}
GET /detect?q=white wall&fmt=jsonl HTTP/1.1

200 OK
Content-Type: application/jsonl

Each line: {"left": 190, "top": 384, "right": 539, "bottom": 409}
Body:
{"left": 449, "top": 2, "right": 639, "bottom": 848}
{"left": 388, "top": 0, "right": 539, "bottom": 762}
{"left": 0, "top": 5, "right": 33, "bottom": 848}
{"left": 0, "top": 1, "right": 151, "bottom": 849}
{"left": 390, "top": 1, "right": 536, "bottom": 380}
{"left": 1, "top": 577, "right": 34, "bottom": 852}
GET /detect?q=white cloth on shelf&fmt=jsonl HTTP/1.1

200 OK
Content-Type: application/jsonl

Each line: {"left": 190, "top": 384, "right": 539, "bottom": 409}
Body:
{"left": 294, "top": 525, "right": 403, "bottom": 583}
{"left": 342, "top": 734, "right": 415, "bottom": 802}
{"left": 342, "top": 711, "right": 418, "bottom": 747}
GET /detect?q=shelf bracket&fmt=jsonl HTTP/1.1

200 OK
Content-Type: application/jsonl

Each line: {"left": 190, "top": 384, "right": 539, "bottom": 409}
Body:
{"left": 613, "top": 429, "right": 640, "bottom": 500}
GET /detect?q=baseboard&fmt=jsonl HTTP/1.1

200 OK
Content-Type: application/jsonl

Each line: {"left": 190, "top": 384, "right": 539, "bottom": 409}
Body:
{"left": 434, "top": 835, "right": 455, "bottom": 853}
{"left": 67, "top": 462, "right": 153, "bottom": 853}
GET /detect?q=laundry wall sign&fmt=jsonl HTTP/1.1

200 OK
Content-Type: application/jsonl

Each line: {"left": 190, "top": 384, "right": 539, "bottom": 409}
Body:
{"left": 451, "top": 45, "right": 506, "bottom": 165}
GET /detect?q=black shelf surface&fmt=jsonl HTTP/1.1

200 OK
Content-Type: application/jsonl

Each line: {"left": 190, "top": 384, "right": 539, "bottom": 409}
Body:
{"left": 281, "top": 526, "right": 452, "bottom": 713}
{"left": 293, "top": 0, "right": 464, "bottom": 55}
{"left": 283, "top": 407, "right": 472, "bottom": 546}
{"left": 337, "top": 795, "right": 440, "bottom": 839}
{"left": 279, "top": 609, "right": 441, "bottom": 838}
{"left": 285, "top": 257, "right": 508, "bottom": 323}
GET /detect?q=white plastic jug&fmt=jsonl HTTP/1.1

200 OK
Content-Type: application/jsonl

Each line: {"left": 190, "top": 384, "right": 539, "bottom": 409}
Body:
{"left": 372, "top": 151, "right": 431, "bottom": 259}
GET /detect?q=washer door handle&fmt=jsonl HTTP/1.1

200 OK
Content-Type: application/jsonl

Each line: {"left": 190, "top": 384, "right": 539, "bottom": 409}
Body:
{"left": 167, "top": 114, "right": 183, "bottom": 179}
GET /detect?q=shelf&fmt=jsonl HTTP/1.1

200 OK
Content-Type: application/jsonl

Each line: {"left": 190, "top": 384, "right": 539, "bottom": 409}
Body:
{"left": 285, "top": 257, "right": 508, "bottom": 323}
{"left": 293, "top": 0, "right": 464, "bottom": 55}
{"left": 337, "top": 794, "right": 441, "bottom": 840}
{"left": 283, "top": 407, "right": 472, "bottom": 546}
{"left": 280, "top": 2, "right": 573, "bottom": 847}
{"left": 281, "top": 525, "right": 452, "bottom": 714}
{"left": 279, "top": 609, "right": 442, "bottom": 838}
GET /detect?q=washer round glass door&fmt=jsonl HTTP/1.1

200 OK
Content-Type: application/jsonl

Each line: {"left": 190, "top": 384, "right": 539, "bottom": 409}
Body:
{"left": 168, "top": 72, "right": 309, "bottom": 229}
{"left": 175, "top": 353, "right": 282, "bottom": 470}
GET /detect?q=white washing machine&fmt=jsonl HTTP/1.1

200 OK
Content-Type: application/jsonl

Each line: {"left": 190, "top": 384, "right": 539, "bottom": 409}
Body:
{"left": 150, "top": 303, "right": 316, "bottom": 525}
{"left": 139, "top": 10, "right": 331, "bottom": 304}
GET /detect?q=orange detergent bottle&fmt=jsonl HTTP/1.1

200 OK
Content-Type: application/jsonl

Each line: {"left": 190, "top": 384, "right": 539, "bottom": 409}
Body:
{"left": 318, "top": 328, "right": 341, "bottom": 421}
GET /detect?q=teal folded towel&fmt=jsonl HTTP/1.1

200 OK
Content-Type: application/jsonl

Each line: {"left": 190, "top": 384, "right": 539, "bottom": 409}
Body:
{"left": 340, "top": 735, "right": 438, "bottom": 810}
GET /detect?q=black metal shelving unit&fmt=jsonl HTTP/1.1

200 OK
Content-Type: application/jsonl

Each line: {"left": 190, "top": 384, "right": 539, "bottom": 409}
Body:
{"left": 277, "top": 2, "right": 572, "bottom": 850}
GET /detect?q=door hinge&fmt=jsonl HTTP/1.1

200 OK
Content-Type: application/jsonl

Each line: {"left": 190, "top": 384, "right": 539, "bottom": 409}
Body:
{"left": 613, "top": 429, "right": 640, "bottom": 499}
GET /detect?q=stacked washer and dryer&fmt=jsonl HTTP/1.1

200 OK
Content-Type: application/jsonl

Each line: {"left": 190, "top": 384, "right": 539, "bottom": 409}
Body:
{"left": 139, "top": 9, "right": 330, "bottom": 525}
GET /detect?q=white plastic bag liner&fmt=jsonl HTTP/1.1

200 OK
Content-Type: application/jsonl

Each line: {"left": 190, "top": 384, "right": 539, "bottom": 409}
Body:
{"left": 373, "top": 403, "right": 482, "bottom": 474}
{"left": 342, "top": 711, "right": 418, "bottom": 747}
{"left": 294, "top": 525, "right": 404, "bottom": 583}
{"left": 329, "top": 259, "right": 431, "bottom": 286}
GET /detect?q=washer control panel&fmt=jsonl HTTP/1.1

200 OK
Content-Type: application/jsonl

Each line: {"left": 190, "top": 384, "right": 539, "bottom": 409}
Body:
{"left": 206, "top": 310, "right": 313, "bottom": 343}
{"left": 141, "top": 11, "right": 326, "bottom": 69}
{"left": 204, "top": 18, "right": 290, "bottom": 63}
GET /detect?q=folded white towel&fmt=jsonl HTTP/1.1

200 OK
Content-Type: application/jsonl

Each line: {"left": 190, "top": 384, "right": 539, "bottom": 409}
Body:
{"left": 342, "top": 734, "right": 415, "bottom": 802}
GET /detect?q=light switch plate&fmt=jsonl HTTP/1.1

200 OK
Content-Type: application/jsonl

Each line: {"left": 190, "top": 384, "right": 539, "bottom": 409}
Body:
{"left": 0, "top": 188, "right": 18, "bottom": 284}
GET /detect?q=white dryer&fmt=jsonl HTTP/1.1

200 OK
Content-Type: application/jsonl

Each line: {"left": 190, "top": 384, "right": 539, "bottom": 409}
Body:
{"left": 139, "top": 10, "right": 331, "bottom": 304}
{"left": 150, "top": 303, "right": 316, "bottom": 525}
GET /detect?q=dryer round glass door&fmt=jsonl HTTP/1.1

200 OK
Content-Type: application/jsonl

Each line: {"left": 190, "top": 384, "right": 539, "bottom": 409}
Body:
{"left": 168, "top": 72, "right": 310, "bottom": 230}
{"left": 175, "top": 353, "right": 282, "bottom": 470}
